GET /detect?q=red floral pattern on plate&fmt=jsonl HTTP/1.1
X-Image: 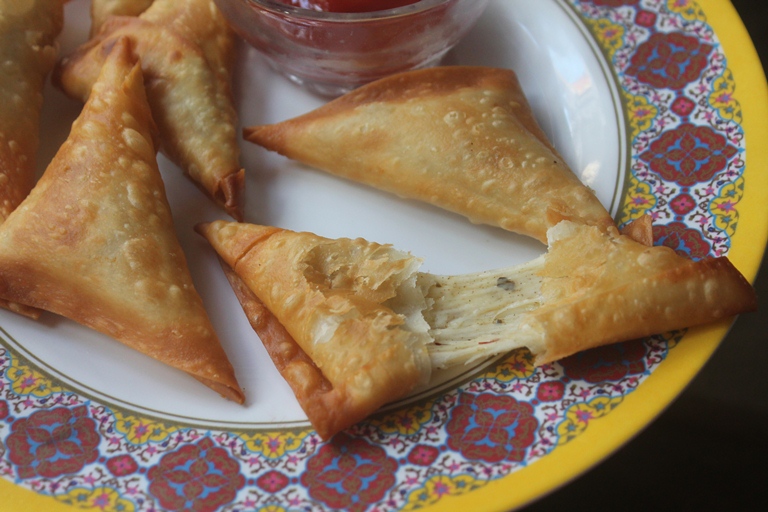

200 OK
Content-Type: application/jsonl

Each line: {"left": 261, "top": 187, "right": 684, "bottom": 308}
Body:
{"left": 640, "top": 123, "right": 738, "bottom": 186}
{"left": 256, "top": 469, "right": 290, "bottom": 493}
{"left": 5, "top": 405, "right": 99, "bottom": 480}
{"left": 587, "top": 0, "right": 638, "bottom": 6}
{"left": 446, "top": 392, "right": 538, "bottom": 463}
{"left": 559, "top": 340, "right": 648, "bottom": 384}
{"left": 626, "top": 32, "right": 713, "bottom": 89}
{"left": 407, "top": 444, "right": 441, "bottom": 466}
{"left": 301, "top": 433, "right": 398, "bottom": 512}
{"left": 653, "top": 221, "right": 712, "bottom": 259}
{"left": 536, "top": 381, "right": 566, "bottom": 402}
{"left": 146, "top": 437, "right": 245, "bottom": 512}
{"left": 105, "top": 454, "right": 139, "bottom": 477}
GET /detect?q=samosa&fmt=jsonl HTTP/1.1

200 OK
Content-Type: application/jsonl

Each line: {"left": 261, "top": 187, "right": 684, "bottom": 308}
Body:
{"left": 0, "top": 0, "right": 65, "bottom": 318}
{"left": 197, "top": 219, "right": 756, "bottom": 438}
{"left": 245, "top": 66, "right": 616, "bottom": 243}
{"left": 0, "top": 38, "right": 244, "bottom": 403}
{"left": 56, "top": 0, "right": 245, "bottom": 220}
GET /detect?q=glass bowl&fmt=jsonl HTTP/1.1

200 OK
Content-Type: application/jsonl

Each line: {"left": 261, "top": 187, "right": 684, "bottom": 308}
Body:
{"left": 213, "top": 0, "right": 490, "bottom": 96}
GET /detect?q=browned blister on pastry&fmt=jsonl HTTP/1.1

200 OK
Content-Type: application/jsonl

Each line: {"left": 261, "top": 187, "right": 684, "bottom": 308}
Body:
{"left": 0, "top": 38, "right": 244, "bottom": 403}
{"left": 56, "top": 0, "right": 244, "bottom": 220}
{"left": 196, "top": 220, "right": 432, "bottom": 439}
{"left": 245, "top": 66, "right": 615, "bottom": 243}
{"left": 0, "top": 0, "right": 65, "bottom": 318}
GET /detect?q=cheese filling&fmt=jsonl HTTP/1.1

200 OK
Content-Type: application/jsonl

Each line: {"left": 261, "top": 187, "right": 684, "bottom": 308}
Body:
{"left": 420, "top": 255, "right": 546, "bottom": 369}
{"left": 326, "top": 243, "right": 549, "bottom": 377}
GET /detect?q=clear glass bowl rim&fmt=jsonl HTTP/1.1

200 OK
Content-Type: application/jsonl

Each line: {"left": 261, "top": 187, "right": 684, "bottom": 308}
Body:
{"left": 240, "top": 0, "right": 459, "bottom": 21}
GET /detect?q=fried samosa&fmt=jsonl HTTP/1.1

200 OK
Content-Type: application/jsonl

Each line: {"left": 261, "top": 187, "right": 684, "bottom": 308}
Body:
{"left": 197, "top": 219, "right": 755, "bottom": 438}
{"left": 244, "top": 66, "right": 616, "bottom": 243}
{"left": 0, "top": 38, "right": 244, "bottom": 403}
{"left": 0, "top": 0, "right": 64, "bottom": 319}
{"left": 56, "top": 0, "right": 244, "bottom": 220}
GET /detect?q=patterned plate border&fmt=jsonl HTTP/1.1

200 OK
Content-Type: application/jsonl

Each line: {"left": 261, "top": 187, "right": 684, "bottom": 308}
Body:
{"left": 1, "top": 1, "right": 766, "bottom": 511}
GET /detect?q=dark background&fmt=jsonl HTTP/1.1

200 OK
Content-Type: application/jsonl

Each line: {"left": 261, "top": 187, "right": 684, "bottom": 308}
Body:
{"left": 523, "top": 1, "right": 768, "bottom": 510}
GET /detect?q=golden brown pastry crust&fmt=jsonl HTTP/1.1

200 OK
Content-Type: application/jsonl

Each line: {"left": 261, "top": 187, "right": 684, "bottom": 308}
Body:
{"left": 0, "top": 0, "right": 63, "bottom": 221}
{"left": 527, "top": 222, "right": 758, "bottom": 364}
{"left": 197, "top": 220, "right": 431, "bottom": 439}
{"left": 0, "top": 0, "right": 64, "bottom": 319}
{"left": 0, "top": 38, "right": 243, "bottom": 403}
{"left": 218, "top": 259, "right": 370, "bottom": 440}
{"left": 244, "top": 66, "right": 616, "bottom": 243}
{"left": 56, "top": 0, "right": 244, "bottom": 220}
{"left": 90, "top": 0, "right": 154, "bottom": 35}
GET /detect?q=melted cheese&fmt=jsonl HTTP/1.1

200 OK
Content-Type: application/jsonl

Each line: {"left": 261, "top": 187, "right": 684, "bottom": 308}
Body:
{"left": 421, "top": 255, "right": 546, "bottom": 369}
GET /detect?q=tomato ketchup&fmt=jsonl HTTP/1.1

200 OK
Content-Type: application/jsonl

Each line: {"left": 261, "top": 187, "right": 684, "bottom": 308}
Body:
{"left": 277, "top": 1, "right": 421, "bottom": 12}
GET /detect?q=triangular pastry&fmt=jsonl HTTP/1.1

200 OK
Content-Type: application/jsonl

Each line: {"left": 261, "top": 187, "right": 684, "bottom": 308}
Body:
{"left": 197, "top": 219, "right": 755, "bottom": 438}
{"left": 55, "top": 0, "right": 245, "bottom": 220}
{"left": 244, "top": 66, "right": 616, "bottom": 243}
{"left": 0, "top": 38, "right": 243, "bottom": 403}
{"left": 0, "top": 0, "right": 65, "bottom": 318}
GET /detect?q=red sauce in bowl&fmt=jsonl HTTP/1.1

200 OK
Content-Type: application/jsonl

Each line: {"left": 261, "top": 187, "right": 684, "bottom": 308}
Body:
{"left": 214, "top": 0, "right": 488, "bottom": 95}
{"left": 277, "top": 0, "right": 420, "bottom": 13}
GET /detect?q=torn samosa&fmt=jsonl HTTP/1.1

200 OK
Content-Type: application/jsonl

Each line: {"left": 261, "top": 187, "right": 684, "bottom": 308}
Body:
{"left": 197, "top": 219, "right": 756, "bottom": 438}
